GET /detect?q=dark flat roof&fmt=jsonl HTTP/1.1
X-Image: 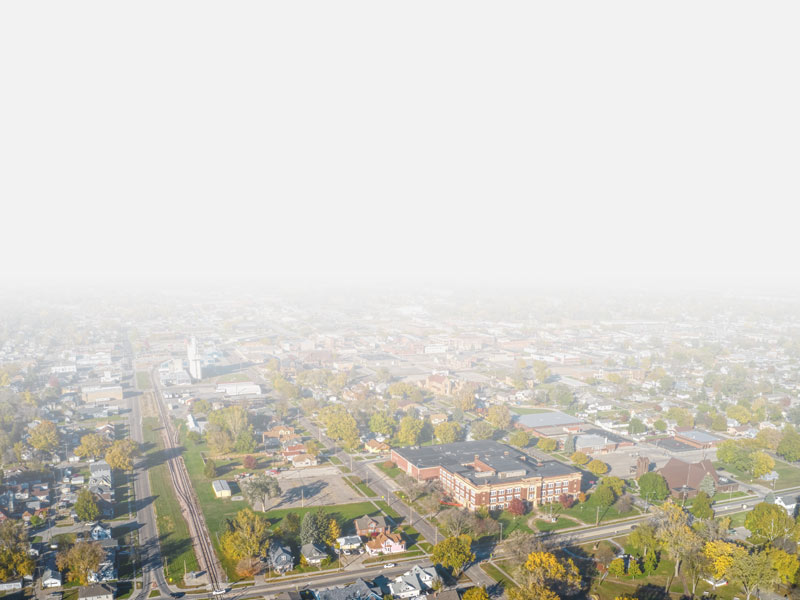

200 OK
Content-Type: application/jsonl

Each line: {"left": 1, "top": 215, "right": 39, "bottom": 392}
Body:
{"left": 394, "top": 440, "right": 578, "bottom": 485}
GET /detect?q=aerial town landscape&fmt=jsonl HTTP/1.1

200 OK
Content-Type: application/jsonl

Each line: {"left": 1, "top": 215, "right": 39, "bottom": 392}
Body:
{"left": 3, "top": 287, "right": 800, "bottom": 600}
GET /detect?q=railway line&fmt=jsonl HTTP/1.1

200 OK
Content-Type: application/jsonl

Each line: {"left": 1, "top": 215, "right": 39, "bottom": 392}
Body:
{"left": 150, "top": 369, "right": 226, "bottom": 593}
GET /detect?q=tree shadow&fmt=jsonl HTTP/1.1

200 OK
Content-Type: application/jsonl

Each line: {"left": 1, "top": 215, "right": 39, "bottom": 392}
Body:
{"left": 271, "top": 481, "right": 329, "bottom": 510}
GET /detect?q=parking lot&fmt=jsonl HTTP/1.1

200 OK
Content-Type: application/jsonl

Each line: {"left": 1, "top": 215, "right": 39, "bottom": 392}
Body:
{"left": 270, "top": 465, "right": 364, "bottom": 509}
{"left": 600, "top": 444, "right": 718, "bottom": 478}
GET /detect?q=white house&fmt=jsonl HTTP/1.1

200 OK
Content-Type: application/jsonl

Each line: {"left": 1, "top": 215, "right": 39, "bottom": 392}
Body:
{"left": 389, "top": 565, "right": 438, "bottom": 599}
{"left": 42, "top": 569, "right": 62, "bottom": 588}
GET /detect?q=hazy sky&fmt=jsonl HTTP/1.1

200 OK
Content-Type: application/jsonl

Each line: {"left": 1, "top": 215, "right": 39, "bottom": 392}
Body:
{"left": 2, "top": 2, "right": 798, "bottom": 286}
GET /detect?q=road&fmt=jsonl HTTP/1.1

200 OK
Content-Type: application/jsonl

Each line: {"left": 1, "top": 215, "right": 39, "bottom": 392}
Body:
{"left": 129, "top": 378, "right": 173, "bottom": 600}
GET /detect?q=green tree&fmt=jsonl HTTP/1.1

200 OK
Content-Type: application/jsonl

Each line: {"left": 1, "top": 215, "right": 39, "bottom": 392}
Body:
{"left": 487, "top": 406, "right": 511, "bottom": 430}
{"left": 74, "top": 488, "right": 99, "bottom": 522}
{"left": 653, "top": 419, "right": 667, "bottom": 432}
{"left": 628, "top": 418, "right": 646, "bottom": 435}
{"left": 75, "top": 433, "right": 111, "bottom": 460}
{"left": 690, "top": 491, "right": 714, "bottom": 520}
{"left": 509, "top": 430, "right": 530, "bottom": 448}
{"left": 628, "top": 557, "right": 643, "bottom": 578}
{"left": 432, "top": 535, "right": 474, "bottom": 576}
{"left": 777, "top": 426, "right": 800, "bottom": 462}
{"left": 751, "top": 451, "right": 775, "bottom": 478}
{"left": 563, "top": 433, "right": 575, "bottom": 454}
{"left": 434, "top": 422, "right": 461, "bottom": 444}
{"left": 398, "top": 415, "right": 425, "bottom": 446}
{"left": 369, "top": 411, "right": 396, "bottom": 437}
{"left": 204, "top": 458, "right": 217, "bottom": 478}
{"left": 744, "top": 502, "right": 796, "bottom": 546}
{"left": 699, "top": 473, "right": 716, "bottom": 497}
{"left": 594, "top": 485, "right": 615, "bottom": 508}
{"left": 608, "top": 557, "right": 626, "bottom": 577}
{"left": 470, "top": 421, "right": 495, "bottom": 440}
{"left": 638, "top": 472, "right": 670, "bottom": 502}
{"left": 711, "top": 413, "right": 728, "bottom": 431}
{"left": 234, "top": 429, "right": 257, "bottom": 454}
{"left": 319, "top": 405, "right": 360, "bottom": 449}
{"left": 241, "top": 475, "right": 281, "bottom": 510}
{"left": 536, "top": 438, "right": 557, "bottom": 452}
{"left": 532, "top": 361, "right": 550, "bottom": 383}
{"left": 726, "top": 548, "right": 779, "bottom": 600}
{"left": 300, "top": 508, "right": 331, "bottom": 546}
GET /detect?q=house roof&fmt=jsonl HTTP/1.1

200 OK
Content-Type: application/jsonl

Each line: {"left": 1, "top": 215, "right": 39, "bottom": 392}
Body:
{"left": 657, "top": 458, "right": 719, "bottom": 491}
{"left": 517, "top": 411, "right": 583, "bottom": 429}
{"left": 312, "top": 578, "right": 381, "bottom": 600}
{"left": 676, "top": 430, "right": 722, "bottom": 444}
{"left": 78, "top": 583, "right": 115, "bottom": 599}
{"left": 355, "top": 515, "right": 387, "bottom": 530}
{"left": 301, "top": 543, "right": 328, "bottom": 560}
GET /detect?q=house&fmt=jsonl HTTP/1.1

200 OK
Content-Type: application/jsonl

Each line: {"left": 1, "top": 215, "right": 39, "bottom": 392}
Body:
{"left": 429, "top": 413, "right": 449, "bottom": 426}
{"left": 290, "top": 454, "right": 318, "bottom": 468}
{"left": 78, "top": 583, "right": 115, "bottom": 600}
{"left": 90, "top": 523, "right": 112, "bottom": 540}
{"left": 42, "top": 569, "right": 62, "bottom": 588}
{"left": 365, "top": 531, "right": 405, "bottom": 555}
{"left": 336, "top": 536, "right": 362, "bottom": 551}
{"left": 301, "top": 543, "right": 328, "bottom": 566}
{"left": 89, "top": 461, "right": 112, "bottom": 482}
{"left": 0, "top": 580, "right": 23, "bottom": 592}
{"left": 212, "top": 480, "right": 231, "bottom": 498}
{"left": 389, "top": 565, "right": 438, "bottom": 598}
{"left": 774, "top": 493, "right": 800, "bottom": 517}
{"left": 657, "top": 458, "right": 737, "bottom": 499}
{"left": 355, "top": 515, "right": 390, "bottom": 537}
{"left": 264, "top": 425, "right": 295, "bottom": 439}
{"left": 268, "top": 542, "right": 293, "bottom": 574}
{"left": 311, "top": 578, "right": 382, "bottom": 600}
{"left": 365, "top": 439, "right": 390, "bottom": 454}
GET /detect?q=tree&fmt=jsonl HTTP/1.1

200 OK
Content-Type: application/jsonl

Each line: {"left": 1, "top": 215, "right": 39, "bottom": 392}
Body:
{"left": 628, "top": 418, "right": 646, "bottom": 435}
{"left": 242, "top": 455, "right": 257, "bottom": 469}
{"left": 440, "top": 509, "right": 473, "bottom": 537}
{"left": 755, "top": 428, "right": 782, "bottom": 452}
{"left": 570, "top": 451, "right": 590, "bottom": 465}
{"left": 751, "top": 451, "right": 775, "bottom": 478}
{"left": 608, "top": 557, "right": 626, "bottom": 577}
{"left": 487, "top": 406, "right": 512, "bottom": 430}
{"left": 653, "top": 419, "right": 667, "bottom": 432}
{"left": 744, "top": 502, "right": 796, "bottom": 546}
{"left": 699, "top": 473, "right": 716, "bottom": 497}
{"left": 777, "top": 426, "right": 800, "bottom": 462}
{"left": 638, "top": 472, "right": 669, "bottom": 502}
{"left": 75, "top": 433, "right": 111, "bottom": 460}
{"left": 587, "top": 459, "right": 608, "bottom": 476}
{"left": 29, "top": 420, "right": 59, "bottom": 453}
{"left": 594, "top": 486, "right": 615, "bottom": 509}
{"left": 300, "top": 508, "right": 331, "bottom": 545}
{"left": 398, "top": 415, "right": 425, "bottom": 446}
{"left": 326, "top": 518, "right": 341, "bottom": 546}
{"left": 599, "top": 476, "right": 624, "bottom": 497}
{"left": 0, "top": 520, "right": 35, "bottom": 580}
{"left": 435, "top": 422, "right": 461, "bottom": 444}
{"left": 74, "top": 488, "right": 99, "bottom": 522}
{"left": 454, "top": 386, "right": 477, "bottom": 412}
{"left": 704, "top": 540, "right": 736, "bottom": 580}
{"left": 319, "top": 405, "right": 360, "bottom": 449}
{"left": 536, "top": 438, "right": 557, "bottom": 452}
{"left": 509, "top": 430, "right": 530, "bottom": 448}
{"left": 204, "top": 459, "right": 217, "bottom": 479}
{"left": 57, "top": 541, "right": 104, "bottom": 585}
{"left": 280, "top": 512, "right": 301, "bottom": 539}
{"left": 470, "top": 421, "right": 495, "bottom": 441}
{"left": 532, "top": 361, "right": 550, "bottom": 383}
{"left": 242, "top": 475, "right": 281, "bottom": 510}
{"left": 508, "top": 498, "right": 526, "bottom": 516}
{"left": 105, "top": 439, "right": 139, "bottom": 471}
{"left": 369, "top": 411, "right": 396, "bottom": 437}
{"left": 628, "top": 523, "right": 659, "bottom": 559}
{"left": 511, "top": 551, "right": 581, "bottom": 600}
{"left": 219, "top": 508, "right": 272, "bottom": 561}
{"left": 207, "top": 427, "right": 234, "bottom": 455}
{"left": 463, "top": 587, "right": 489, "bottom": 600}
{"left": 711, "top": 413, "right": 727, "bottom": 431}
{"left": 726, "top": 548, "right": 779, "bottom": 600}
{"left": 768, "top": 547, "right": 800, "bottom": 585}
{"left": 432, "top": 535, "right": 474, "bottom": 575}
{"left": 563, "top": 433, "right": 575, "bottom": 454}
{"left": 234, "top": 429, "right": 256, "bottom": 454}
{"left": 691, "top": 491, "right": 714, "bottom": 520}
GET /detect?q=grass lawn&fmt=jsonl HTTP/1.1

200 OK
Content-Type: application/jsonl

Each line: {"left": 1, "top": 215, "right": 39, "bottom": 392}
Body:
{"left": 213, "top": 373, "right": 251, "bottom": 383}
{"left": 716, "top": 458, "right": 800, "bottom": 490}
{"left": 142, "top": 417, "right": 200, "bottom": 583}
{"left": 533, "top": 516, "right": 578, "bottom": 532}
{"left": 375, "top": 500, "right": 401, "bottom": 519}
{"left": 727, "top": 510, "right": 750, "bottom": 528}
{"left": 561, "top": 495, "right": 640, "bottom": 524}
{"left": 481, "top": 563, "right": 515, "bottom": 591}
{"left": 135, "top": 372, "right": 152, "bottom": 390}
{"left": 376, "top": 461, "right": 403, "bottom": 479}
{"left": 329, "top": 456, "right": 343, "bottom": 466}
{"left": 496, "top": 510, "right": 534, "bottom": 537}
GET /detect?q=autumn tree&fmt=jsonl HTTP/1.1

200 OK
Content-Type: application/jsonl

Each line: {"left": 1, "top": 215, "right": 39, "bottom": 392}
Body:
{"left": 242, "top": 455, "right": 256, "bottom": 469}
{"left": 220, "top": 508, "right": 272, "bottom": 561}
{"left": 777, "top": 425, "right": 800, "bottom": 462}
{"left": 105, "top": 439, "right": 139, "bottom": 471}
{"left": 536, "top": 438, "right": 557, "bottom": 452}
{"left": 653, "top": 500, "right": 701, "bottom": 590}
{"left": 508, "top": 498, "right": 526, "bottom": 516}
{"left": 369, "top": 411, "right": 396, "bottom": 437}
{"left": 57, "top": 541, "right": 104, "bottom": 584}
{"left": 608, "top": 557, "right": 626, "bottom": 577}
{"left": 570, "top": 451, "right": 590, "bottom": 465}
{"left": 511, "top": 551, "right": 581, "bottom": 600}
{"left": 0, "top": 520, "right": 35, "bottom": 580}
{"left": 744, "top": 502, "right": 796, "bottom": 546}
{"left": 75, "top": 433, "right": 111, "bottom": 460}
{"left": 487, "top": 405, "right": 512, "bottom": 430}
{"left": 432, "top": 535, "right": 474, "bottom": 576}
{"left": 470, "top": 421, "right": 495, "bottom": 441}
{"left": 398, "top": 414, "right": 425, "bottom": 446}
{"left": 463, "top": 587, "right": 489, "bottom": 600}
{"left": 30, "top": 420, "right": 59, "bottom": 453}
{"left": 508, "top": 430, "right": 530, "bottom": 448}
{"left": 751, "top": 451, "right": 775, "bottom": 478}
{"left": 587, "top": 459, "right": 608, "bottom": 476}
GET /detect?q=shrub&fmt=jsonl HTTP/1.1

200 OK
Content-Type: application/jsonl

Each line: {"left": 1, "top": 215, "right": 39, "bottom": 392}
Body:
{"left": 242, "top": 455, "right": 256, "bottom": 469}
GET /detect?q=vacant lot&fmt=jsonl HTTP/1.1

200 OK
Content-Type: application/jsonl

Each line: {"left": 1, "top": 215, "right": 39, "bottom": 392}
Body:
{"left": 271, "top": 466, "right": 364, "bottom": 509}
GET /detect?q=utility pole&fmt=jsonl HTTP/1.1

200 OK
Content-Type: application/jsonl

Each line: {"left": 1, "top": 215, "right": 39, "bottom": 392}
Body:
{"left": 596, "top": 505, "right": 600, "bottom": 527}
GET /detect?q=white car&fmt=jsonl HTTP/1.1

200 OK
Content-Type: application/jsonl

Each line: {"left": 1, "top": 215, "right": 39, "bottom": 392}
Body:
{"left": 383, "top": 563, "right": 396, "bottom": 569}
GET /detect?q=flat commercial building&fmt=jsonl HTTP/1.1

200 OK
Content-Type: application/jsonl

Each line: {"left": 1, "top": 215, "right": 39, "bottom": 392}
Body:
{"left": 516, "top": 411, "right": 585, "bottom": 437}
{"left": 673, "top": 429, "right": 723, "bottom": 449}
{"left": 82, "top": 386, "right": 124, "bottom": 403}
{"left": 391, "top": 440, "right": 581, "bottom": 511}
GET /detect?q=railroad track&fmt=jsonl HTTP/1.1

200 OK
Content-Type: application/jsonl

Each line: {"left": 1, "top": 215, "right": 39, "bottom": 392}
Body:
{"left": 150, "top": 370, "right": 226, "bottom": 592}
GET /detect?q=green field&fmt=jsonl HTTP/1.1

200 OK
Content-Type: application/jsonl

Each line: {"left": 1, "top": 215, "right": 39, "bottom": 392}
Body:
{"left": 142, "top": 417, "right": 200, "bottom": 583}
{"left": 481, "top": 563, "right": 515, "bottom": 591}
{"left": 561, "top": 494, "right": 640, "bottom": 524}
{"left": 534, "top": 516, "right": 578, "bottom": 532}
{"left": 376, "top": 461, "right": 402, "bottom": 479}
{"left": 716, "top": 458, "right": 800, "bottom": 490}
{"left": 135, "top": 372, "right": 152, "bottom": 390}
